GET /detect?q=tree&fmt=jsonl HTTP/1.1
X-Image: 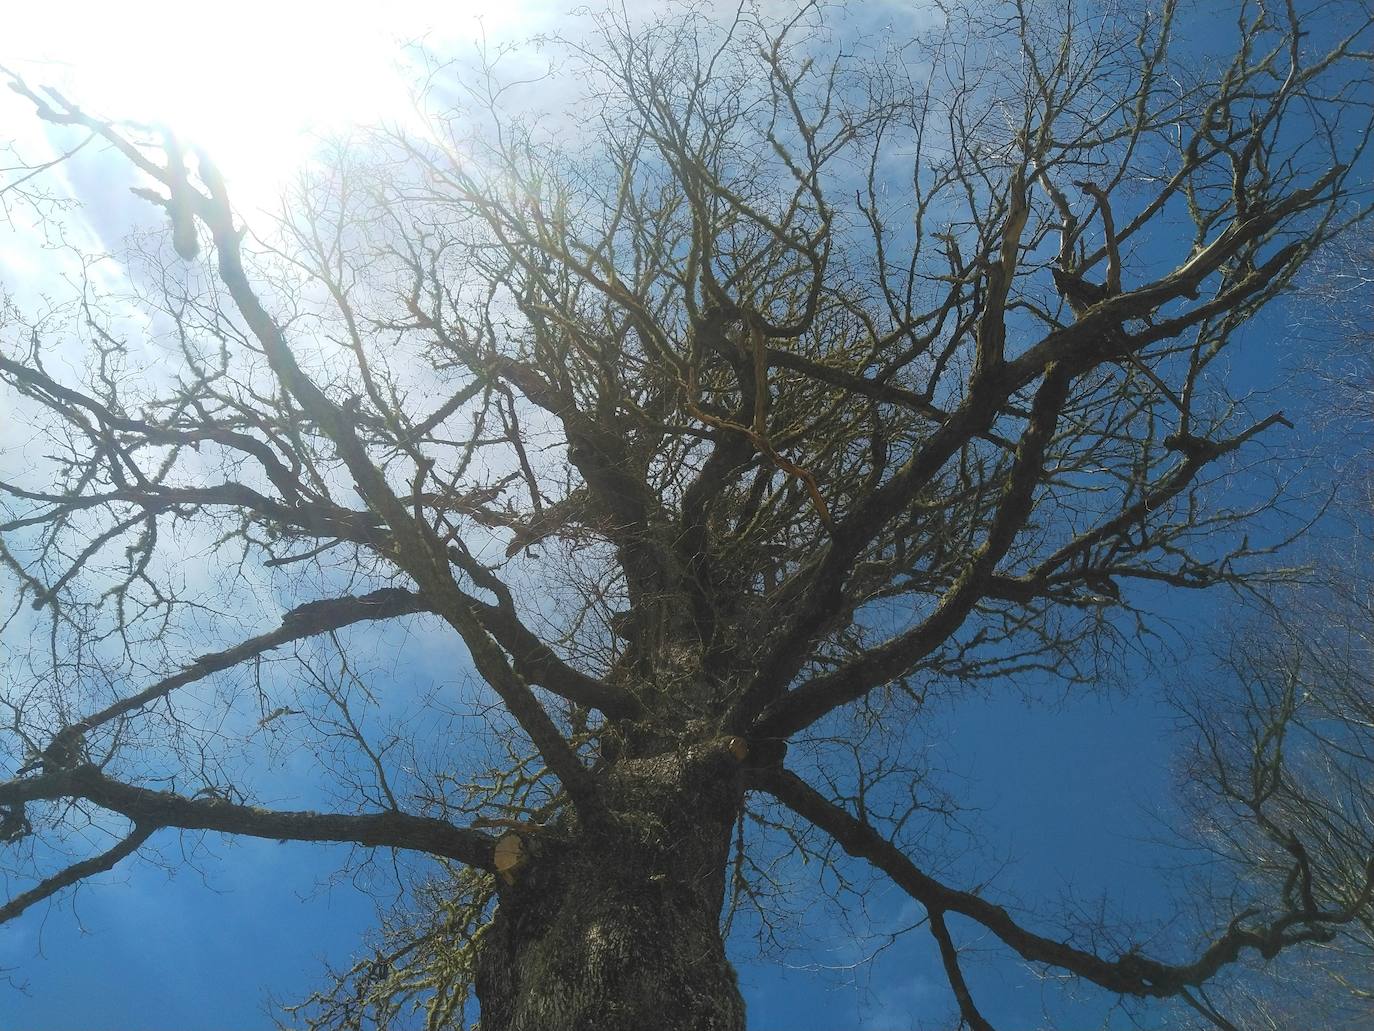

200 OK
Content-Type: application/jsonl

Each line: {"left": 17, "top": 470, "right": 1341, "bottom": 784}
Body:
{"left": 1172, "top": 572, "right": 1374, "bottom": 1031}
{"left": 1293, "top": 233, "right": 1374, "bottom": 512}
{"left": 1, "top": 2, "right": 1371, "bottom": 1028}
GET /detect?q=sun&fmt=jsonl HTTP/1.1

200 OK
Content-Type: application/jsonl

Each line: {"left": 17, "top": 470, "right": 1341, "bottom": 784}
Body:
{"left": 4, "top": 0, "right": 542, "bottom": 211}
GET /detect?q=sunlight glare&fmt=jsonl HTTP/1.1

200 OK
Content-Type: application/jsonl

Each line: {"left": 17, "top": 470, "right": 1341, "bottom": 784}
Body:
{"left": 5, "top": 1, "right": 544, "bottom": 209}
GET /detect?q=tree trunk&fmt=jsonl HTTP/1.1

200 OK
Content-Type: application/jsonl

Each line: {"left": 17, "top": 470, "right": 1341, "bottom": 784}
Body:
{"left": 474, "top": 743, "right": 745, "bottom": 1031}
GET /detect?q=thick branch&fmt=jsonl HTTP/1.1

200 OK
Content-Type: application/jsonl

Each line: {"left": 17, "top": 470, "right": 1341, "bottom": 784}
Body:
{"left": 0, "top": 822, "right": 155, "bottom": 925}
{"left": 21, "top": 587, "right": 429, "bottom": 761}
{"left": 753, "top": 766, "right": 1350, "bottom": 999}
{"left": 929, "top": 909, "right": 996, "bottom": 1031}
{"left": 469, "top": 596, "right": 639, "bottom": 720}
{"left": 765, "top": 347, "right": 1017, "bottom": 450}
{"left": 2, "top": 765, "right": 496, "bottom": 870}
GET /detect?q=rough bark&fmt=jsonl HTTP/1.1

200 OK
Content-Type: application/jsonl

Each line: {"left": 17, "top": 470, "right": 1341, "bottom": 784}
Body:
{"left": 474, "top": 741, "right": 745, "bottom": 1031}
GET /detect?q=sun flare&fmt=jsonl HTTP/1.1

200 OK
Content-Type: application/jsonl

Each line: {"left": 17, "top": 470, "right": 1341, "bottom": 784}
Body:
{"left": 5, "top": 1, "right": 540, "bottom": 208}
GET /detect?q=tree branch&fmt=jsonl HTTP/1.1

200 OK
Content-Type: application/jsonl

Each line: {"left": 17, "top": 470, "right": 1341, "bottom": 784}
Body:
{"left": 16, "top": 587, "right": 429, "bottom": 770}
{"left": 752, "top": 766, "right": 1352, "bottom": 999}
{"left": 1, "top": 765, "right": 496, "bottom": 874}
{"left": 0, "top": 822, "right": 155, "bottom": 925}
{"left": 929, "top": 908, "right": 996, "bottom": 1031}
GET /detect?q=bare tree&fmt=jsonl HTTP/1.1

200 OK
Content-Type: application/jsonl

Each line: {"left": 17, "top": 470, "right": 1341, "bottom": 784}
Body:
{"left": 1, "top": 2, "right": 1371, "bottom": 1028}
{"left": 1169, "top": 554, "right": 1374, "bottom": 1031}
{"left": 1291, "top": 232, "right": 1374, "bottom": 514}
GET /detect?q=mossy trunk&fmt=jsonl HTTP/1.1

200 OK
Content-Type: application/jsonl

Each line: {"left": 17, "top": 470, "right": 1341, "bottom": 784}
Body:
{"left": 474, "top": 743, "right": 745, "bottom": 1031}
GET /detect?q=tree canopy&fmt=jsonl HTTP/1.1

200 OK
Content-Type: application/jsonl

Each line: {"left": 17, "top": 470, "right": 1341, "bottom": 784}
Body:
{"left": 1, "top": 2, "right": 1371, "bottom": 1028}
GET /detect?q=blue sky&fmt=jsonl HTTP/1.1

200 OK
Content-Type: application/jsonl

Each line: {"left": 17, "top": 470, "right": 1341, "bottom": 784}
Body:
{"left": 2, "top": 1, "right": 1369, "bottom": 1029}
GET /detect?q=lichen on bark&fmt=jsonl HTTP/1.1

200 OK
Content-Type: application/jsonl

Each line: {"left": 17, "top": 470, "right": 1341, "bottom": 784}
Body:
{"left": 475, "top": 745, "right": 746, "bottom": 1031}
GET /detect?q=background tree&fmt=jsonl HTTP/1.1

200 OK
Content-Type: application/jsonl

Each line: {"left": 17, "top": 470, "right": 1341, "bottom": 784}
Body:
{"left": 1170, "top": 563, "right": 1374, "bottom": 1031}
{"left": 1, "top": 2, "right": 1371, "bottom": 1028}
